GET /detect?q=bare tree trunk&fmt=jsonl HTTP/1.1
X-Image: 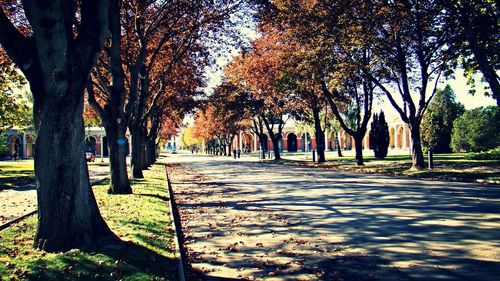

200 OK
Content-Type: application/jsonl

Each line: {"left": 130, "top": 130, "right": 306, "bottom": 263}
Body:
{"left": 336, "top": 134, "right": 343, "bottom": 157}
{"left": 106, "top": 123, "right": 132, "bottom": 194}
{"left": 354, "top": 136, "right": 364, "bottom": 166}
{"left": 312, "top": 107, "right": 326, "bottom": 163}
{"left": 34, "top": 88, "right": 118, "bottom": 251}
{"left": 259, "top": 137, "right": 266, "bottom": 159}
{"left": 131, "top": 127, "right": 144, "bottom": 178}
{"left": 0, "top": 0, "right": 117, "bottom": 252}
{"left": 410, "top": 123, "right": 425, "bottom": 169}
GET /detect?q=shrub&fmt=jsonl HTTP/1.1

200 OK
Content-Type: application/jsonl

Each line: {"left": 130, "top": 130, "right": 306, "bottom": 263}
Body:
{"left": 369, "top": 111, "right": 390, "bottom": 159}
{"left": 465, "top": 147, "right": 500, "bottom": 160}
{"left": 451, "top": 106, "right": 500, "bottom": 152}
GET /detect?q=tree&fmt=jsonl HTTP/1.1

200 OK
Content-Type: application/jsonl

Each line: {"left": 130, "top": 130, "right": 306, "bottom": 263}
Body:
{"left": 181, "top": 127, "right": 201, "bottom": 151}
{"left": 0, "top": 0, "right": 118, "bottom": 251}
{"left": 369, "top": 111, "right": 390, "bottom": 159}
{"left": 421, "top": 85, "right": 465, "bottom": 153}
{"left": 441, "top": 0, "right": 499, "bottom": 105}
{"left": 451, "top": 106, "right": 500, "bottom": 152}
{"left": 0, "top": 64, "right": 30, "bottom": 132}
{"left": 365, "top": 0, "right": 457, "bottom": 169}
{"left": 225, "top": 33, "right": 292, "bottom": 160}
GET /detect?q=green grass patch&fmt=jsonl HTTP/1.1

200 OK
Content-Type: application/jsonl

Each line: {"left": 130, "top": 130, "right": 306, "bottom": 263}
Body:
{"left": 0, "top": 160, "right": 34, "bottom": 190}
{"left": 0, "top": 164, "right": 178, "bottom": 280}
{"left": 273, "top": 152, "right": 500, "bottom": 183}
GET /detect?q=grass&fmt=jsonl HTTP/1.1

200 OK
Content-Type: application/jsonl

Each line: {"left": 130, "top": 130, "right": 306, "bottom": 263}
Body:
{"left": 0, "top": 158, "right": 113, "bottom": 190}
{"left": 264, "top": 152, "right": 500, "bottom": 183}
{"left": 0, "top": 160, "right": 34, "bottom": 190}
{"left": 0, "top": 164, "right": 178, "bottom": 281}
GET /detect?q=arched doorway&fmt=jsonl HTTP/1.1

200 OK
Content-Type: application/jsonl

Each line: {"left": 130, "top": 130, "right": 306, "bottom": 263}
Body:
{"left": 287, "top": 133, "right": 297, "bottom": 152}
{"left": 26, "top": 135, "right": 35, "bottom": 157}
{"left": 9, "top": 136, "right": 23, "bottom": 159}
{"left": 85, "top": 136, "right": 97, "bottom": 155}
{"left": 329, "top": 131, "right": 337, "bottom": 151}
{"left": 397, "top": 126, "right": 404, "bottom": 149}
{"left": 242, "top": 134, "right": 253, "bottom": 153}
{"left": 389, "top": 127, "right": 395, "bottom": 149}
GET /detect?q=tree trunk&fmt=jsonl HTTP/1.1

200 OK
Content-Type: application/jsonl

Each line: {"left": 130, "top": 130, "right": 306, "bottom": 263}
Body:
{"left": 312, "top": 107, "right": 326, "bottom": 163}
{"left": 105, "top": 123, "right": 132, "bottom": 194}
{"left": 354, "top": 136, "right": 364, "bottom": 166}
{"left": 271, "top": 137, "right": 281, "bottom": 160}
{"left": 34, "top": 90, "right": 118, "bottom": 252}
{"left": 410, "top": 124, "right": 425, "bottom": 169}
{"left": 259, "top": 138, "right": 266, "bottom": 159}
{"left": 336, "top": 133, "right": 343, "bottom": 157}
{"left": 131, "top": 127, "right": 144, "bottom": 178}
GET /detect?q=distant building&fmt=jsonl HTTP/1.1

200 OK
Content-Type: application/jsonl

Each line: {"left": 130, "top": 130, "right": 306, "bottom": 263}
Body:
{"left": 1, "top": 128, "right": 36, "bottom": 159}
{"left": 232, "top": 115, "right": 411, "bottom": 153}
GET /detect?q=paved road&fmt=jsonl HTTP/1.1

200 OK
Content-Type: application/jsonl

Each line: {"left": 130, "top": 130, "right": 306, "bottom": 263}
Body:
{"left": 166, "top": 154, "right": 500, "bottom": 281}
{"left": 0, "top": 163, "right": 110, "bottom": 226}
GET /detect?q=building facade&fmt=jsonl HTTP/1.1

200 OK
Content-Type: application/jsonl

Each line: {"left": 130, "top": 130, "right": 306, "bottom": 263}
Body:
{"left": 231, "top": 115, "right": 412, "bottom": 154}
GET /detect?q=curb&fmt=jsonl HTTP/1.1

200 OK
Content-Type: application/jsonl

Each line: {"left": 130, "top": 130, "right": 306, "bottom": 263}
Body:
{"left": 165, "top": 166, "right": 186, "bottom": 281}
{"left": 0, "top": 177, "right": 109, "bottom": 232}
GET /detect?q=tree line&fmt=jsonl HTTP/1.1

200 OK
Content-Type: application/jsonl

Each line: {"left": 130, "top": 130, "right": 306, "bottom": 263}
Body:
{"left": 0, "top": 0, "right": 248, "bottom": 252}
{"left": 191, "top": 0, "right": 498, "bottom": 168}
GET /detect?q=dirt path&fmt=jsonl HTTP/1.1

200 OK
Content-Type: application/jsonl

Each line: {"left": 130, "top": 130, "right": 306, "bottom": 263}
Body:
{"left": 166, "top": 155, "right": 500, "bottom": 281}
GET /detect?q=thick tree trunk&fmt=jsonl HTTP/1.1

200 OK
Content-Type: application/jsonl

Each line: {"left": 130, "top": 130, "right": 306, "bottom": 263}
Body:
{"left": 271, "top": 137, "right": 281, "bottom": 160}
{"left": 131, "top": 127, "right": 144, "bottom": 178}
{"left": 354, "top": 136, "right": 364, "bottom": 166}
{"left": 259, "top": 138, "right": 266, "bottom": 159}
{"left": 34, "top": 91, "right": 118, "bottom": 252}
{"left": 105, "top": 123, "right": 132, "bottom": 194}
{"left": 312, "top": 108, "right": 326, "bottom": 163}
{"left": 410, "top": 124, "right": 425, "bottom": 169}
{"left": 146, "top": 139, "right": 156, "bottom": 165}
{"left": 410, "top": 125, "right": 425, "bottom": 170}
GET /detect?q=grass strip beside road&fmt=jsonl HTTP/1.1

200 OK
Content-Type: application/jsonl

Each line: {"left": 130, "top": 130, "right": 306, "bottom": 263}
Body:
{"left": 266, "top": 153, "right": 500, "bottom": 183}
{"left": 0, "top": 164, "right": 178, "bottom": 281}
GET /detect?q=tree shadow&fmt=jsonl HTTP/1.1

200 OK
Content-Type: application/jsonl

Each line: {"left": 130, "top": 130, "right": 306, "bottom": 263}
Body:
{"left": 170, "top": 159, "right": 500, "bottom": 281}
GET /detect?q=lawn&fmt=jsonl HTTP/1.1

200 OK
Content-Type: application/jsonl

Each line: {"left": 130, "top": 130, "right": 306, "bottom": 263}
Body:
{"left": 265, "top": 152, "right": 500, "bottom": 183}
{"left": 0, "top": 159, "right": 113, "bottom": 190}
{"left": 0, "top": 160, "right": 34, "bottom": 190}
{"left": 0, "top": 164, "right": 178, "bottom": 280}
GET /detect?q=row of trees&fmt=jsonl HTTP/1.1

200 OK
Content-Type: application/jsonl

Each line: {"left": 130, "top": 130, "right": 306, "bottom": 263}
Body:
{"left": 0, "top": 0, "right": 246, "bottom": 252}
{"left": 193, "top": 0, "right": 498, "bottom": 169}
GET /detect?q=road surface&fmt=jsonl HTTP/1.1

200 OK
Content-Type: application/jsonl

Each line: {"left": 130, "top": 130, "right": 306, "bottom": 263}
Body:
{"left": 166, "top": 154, "right": 500, "bottom": 281}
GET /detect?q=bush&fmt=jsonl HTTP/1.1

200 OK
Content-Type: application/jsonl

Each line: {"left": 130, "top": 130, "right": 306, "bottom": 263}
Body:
{"left": 465, "top": 147, "right": 500, "bottom": 160}
{"left": 451, "top": 106, "right": 500, "bottom": 152}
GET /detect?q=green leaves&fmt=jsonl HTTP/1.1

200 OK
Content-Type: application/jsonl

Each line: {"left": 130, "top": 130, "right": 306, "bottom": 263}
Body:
{"left": 0, "top": 64, "right": 30, "bottom": 133}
